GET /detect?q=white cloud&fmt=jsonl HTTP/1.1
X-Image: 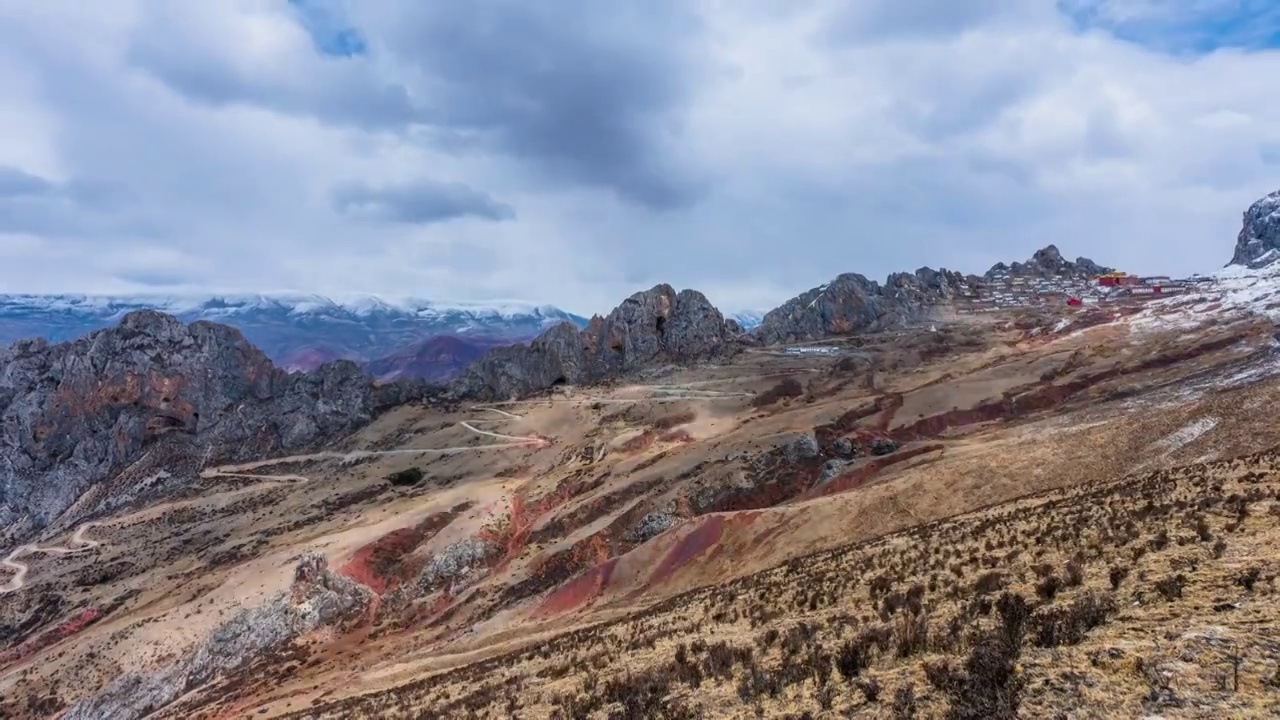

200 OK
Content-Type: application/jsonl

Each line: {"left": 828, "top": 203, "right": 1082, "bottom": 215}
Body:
{"left": 0, "top": 0, "right": 1276, "bottom": 316}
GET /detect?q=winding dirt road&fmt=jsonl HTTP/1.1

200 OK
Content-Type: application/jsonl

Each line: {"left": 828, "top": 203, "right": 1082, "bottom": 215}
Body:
{"left": 0, "top": 522, "right": 102, "bottom": 595}
{"left": 0, "top": 410, "right": 545, "bottom": 595}
{"left": 0, "top": 387, "right": 752, "bottom": 594}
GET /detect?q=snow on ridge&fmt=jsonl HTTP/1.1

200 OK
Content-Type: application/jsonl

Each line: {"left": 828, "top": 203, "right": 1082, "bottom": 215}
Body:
{"left": 1128, "top": 261, "right": 1280, "bottom": 334}
{"left": 0, "top": 292, "right": 578, "bottom": 323}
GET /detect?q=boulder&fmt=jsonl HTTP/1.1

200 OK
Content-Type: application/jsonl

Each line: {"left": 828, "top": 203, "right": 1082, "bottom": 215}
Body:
{"left": 870, "top": 438, "right": 900, "bottom": 456}
{"left": 783, "top": 432, "right": 822, "bottom": 464}
{"left": 819, "top": 459, "right": 852, "bottom": 484}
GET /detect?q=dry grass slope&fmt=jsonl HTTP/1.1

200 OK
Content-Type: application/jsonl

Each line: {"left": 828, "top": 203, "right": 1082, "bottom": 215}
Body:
{"left": 287, "top": 449, "right": 1280, "bottom": 719}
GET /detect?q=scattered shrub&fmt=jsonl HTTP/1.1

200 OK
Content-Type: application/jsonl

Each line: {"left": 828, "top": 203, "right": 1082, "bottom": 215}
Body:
{"left": 857, "top": 676, "right": 882, "bottom": 703}
{"left": 1063, "top": 555, "right": 1085, "bottom": 587}
{"left": 385, "top": 467, "right": 425, "bottom": 486}
{"left": 1035, "top": 575, "right": 1062, "bottom": 602}
{"left": 752, "top": 378, "right": 803, "bottom": 407}
{"left": 1108, "top": 565, "right": 1129, "bottom": 591}
{"left": 1029, "top": 592, "right": 1116, "bottom": 648}
{"left": 1154, "top": 574, "right": 1187, "bottom": 602}
{"left": 973, "top": 571, "right": 1006, "bottom": 595}
{"left": 1236, "top": 567, "right": 1261, "bottom": 592}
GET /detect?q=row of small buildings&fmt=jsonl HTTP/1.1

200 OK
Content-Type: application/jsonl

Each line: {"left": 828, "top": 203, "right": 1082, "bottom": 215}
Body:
{"left": 957, "top": 271, "right": 1198, "bottom": 313}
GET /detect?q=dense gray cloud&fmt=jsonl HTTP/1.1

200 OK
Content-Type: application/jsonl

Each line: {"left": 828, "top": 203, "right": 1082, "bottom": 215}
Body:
{"left": 332, "top": 179, "right": 515, "bottom": 224}
{"left": 0, "top": 0, "right": 1278, "bottom": 316}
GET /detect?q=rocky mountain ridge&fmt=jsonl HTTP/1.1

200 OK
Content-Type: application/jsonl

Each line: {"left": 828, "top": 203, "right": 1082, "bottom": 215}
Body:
{"left": 754, "top": 244, "right": 1112, "bottom": 345}
{"left": 451, "top": 284, "right": 736, "bottom": 401}
{"left": 0, "top": 310, "right": 440, "bottom": 535}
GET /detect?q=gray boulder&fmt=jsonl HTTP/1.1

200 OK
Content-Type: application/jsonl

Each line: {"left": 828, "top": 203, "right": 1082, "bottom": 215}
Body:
{"left": 783, "top": 432, "right": 821, "bottom": 464}
{"left": 411, "top": 537, "right": 498, "bottom": 595}
{"left": 630, "top": 508, "right": 682, "bottom": 543}
{"left": 819, "top": 459, "right": 852, "bottom": 484}
{"left": 1229, "top": 189, "right": 1280, "bottom": 268}
{"left": 870, "top": 438, "right": 900, "bottom": 456}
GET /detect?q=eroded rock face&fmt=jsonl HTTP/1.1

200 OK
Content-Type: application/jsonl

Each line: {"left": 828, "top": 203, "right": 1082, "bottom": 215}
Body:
{"left": 0, "top": 310, "right": 439, "bottom": 530}
{"left": 63, "top": 553, "right": 373, "bottom": 720}
{"left": 1230, "top": 189, "right": 1280, "bottom": 268}
{"left": 452, "top": 285, "right": 735, "bottom": 400}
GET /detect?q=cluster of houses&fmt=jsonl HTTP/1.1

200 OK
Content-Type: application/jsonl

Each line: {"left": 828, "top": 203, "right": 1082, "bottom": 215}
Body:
{"left": 957, "top": 270, "right": 1194, "bottom": 313}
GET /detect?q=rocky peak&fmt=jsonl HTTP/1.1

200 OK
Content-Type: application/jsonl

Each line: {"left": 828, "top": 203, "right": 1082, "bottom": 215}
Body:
{"left": 452, "top": 284, "right": 734, "bottom": 401}
{"left": 0, "top": 312, "right": 439, "bottom": 534}
{"left": 1229, "top": 189, "right": 1280, "bottom": 268}
{"left": 987, "top": 245, "right": 1111, "bottom": 280}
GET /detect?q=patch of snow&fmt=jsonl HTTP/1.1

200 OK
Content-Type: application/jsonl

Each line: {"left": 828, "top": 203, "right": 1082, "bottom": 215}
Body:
{"left": 1124, "top": 261, "right": 1280, "bottom": 337}
{"left": 1152, "top": 417, "right": 1218, "bottom": 455}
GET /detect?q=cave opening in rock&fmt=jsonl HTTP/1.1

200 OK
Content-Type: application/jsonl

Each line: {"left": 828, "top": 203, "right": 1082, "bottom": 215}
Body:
{"left": 656, "top": 316, "right": 666, "bottom": 335}
{"left": 551, "top": 376, "right": 567, "bottom": 386}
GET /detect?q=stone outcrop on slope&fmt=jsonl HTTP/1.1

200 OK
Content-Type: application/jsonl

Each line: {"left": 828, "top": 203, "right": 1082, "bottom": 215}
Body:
{"left": 1230, "top": 189, "right": 1280, "bottom": 268}
{"left": 0, "top": 310, "right": 439, "bottom": 531}
{"left": 63, "top": 554, "right": 373, "bottom": 720}
{"left": 452, "top": 285, "right": 735, "bottom": 400}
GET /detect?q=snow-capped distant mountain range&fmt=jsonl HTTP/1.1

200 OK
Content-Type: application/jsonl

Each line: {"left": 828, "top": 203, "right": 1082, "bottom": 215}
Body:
{"left": 729, "top": 311, "right": 765, "bottom": 330}
{"left": 0, "top": 293, "right": 590, "bottom": 373}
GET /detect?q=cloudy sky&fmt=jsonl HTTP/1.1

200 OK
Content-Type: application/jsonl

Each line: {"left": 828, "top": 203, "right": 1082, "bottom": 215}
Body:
{"left": 0, "top": 1, "right": 1278, "bottom": 316}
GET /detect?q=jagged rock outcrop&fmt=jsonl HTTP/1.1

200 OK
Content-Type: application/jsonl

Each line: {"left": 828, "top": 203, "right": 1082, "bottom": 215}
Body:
{"left": 63, "top": 554, "right": 373, "bottom": 720}
{"left": 985, "top": 244, "right": 1111, "bottom": 280}
{"left": 1229, "top": 189, "right": 1280, "bottom": 268}
{"left": 0, "top": 311, "right": 439, "bottom": 531}
{"left": 756, "top": 245, "right": 1112, "bottom": 345}
{"left": 756, "top": 268, "right": 973, "bottom": 345}
{"left": 452, "top": 285, "right": 735, "bottom": 400}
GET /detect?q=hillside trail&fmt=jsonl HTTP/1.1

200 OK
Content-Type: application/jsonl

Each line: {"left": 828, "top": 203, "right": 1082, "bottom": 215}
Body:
{"left": 0, "top": 410, "right": 544, "bottom": 595}
{"left": 0, "top": 385, "right": 755, "bottom": 594}
{"left": 0, "top": 522, "right": 102, "bottom": 595}
{"left": 480, "top": 387, "right": 756, "bottom": 407}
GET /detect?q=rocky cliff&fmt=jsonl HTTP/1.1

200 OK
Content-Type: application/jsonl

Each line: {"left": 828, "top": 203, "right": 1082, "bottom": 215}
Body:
{"left": 0, "top": 310, "right": 438, "bottom": 532}
{"left": 1229, "top": 189, "right": 1280, "bottom": 268}
{"left": 451, "top": 285, "right": 734, "bottom": 400}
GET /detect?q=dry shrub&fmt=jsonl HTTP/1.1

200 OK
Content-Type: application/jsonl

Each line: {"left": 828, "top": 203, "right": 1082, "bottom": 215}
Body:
{"left": 752, "top": 378, "right": 803, "bottom": 407}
